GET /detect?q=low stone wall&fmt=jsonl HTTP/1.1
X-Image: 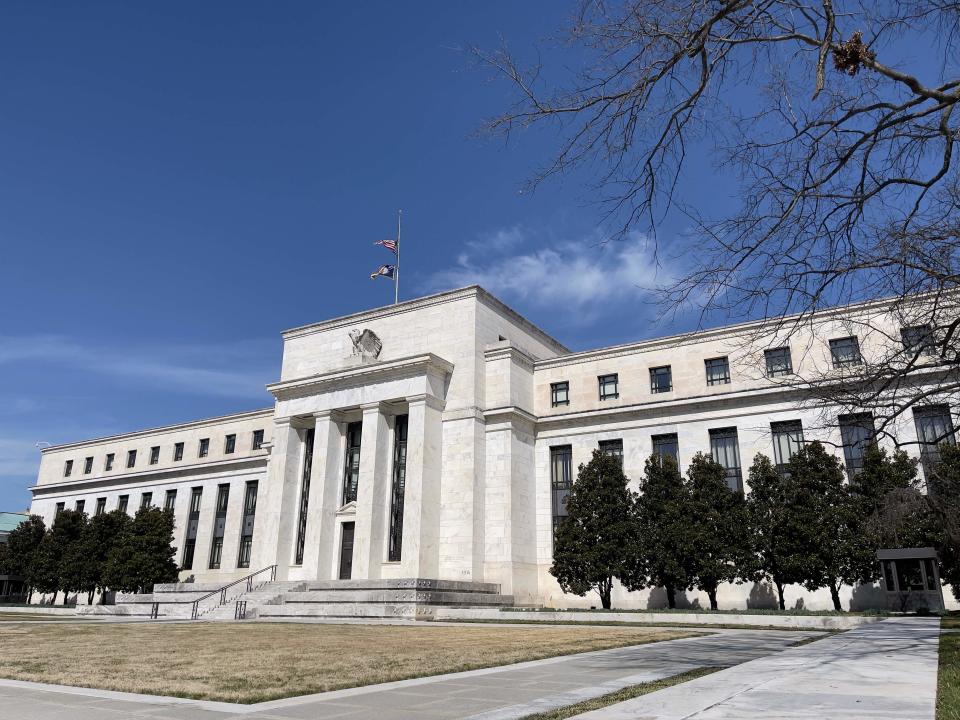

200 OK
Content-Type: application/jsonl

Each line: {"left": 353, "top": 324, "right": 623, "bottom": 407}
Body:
{"left": 431, "top": 607, "right": 884, "bottom": 630}
{"left": 0, "top": 605, "right": 77, "bottom": 615}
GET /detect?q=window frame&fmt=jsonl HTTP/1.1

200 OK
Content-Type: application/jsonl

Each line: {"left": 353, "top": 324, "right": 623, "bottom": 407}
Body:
{"left": 704, "top": 357, "right": 731, "bottom": 386}
{"left": 838, "top": 412, "right": 876, "bottom": 480}
{"left": 651, "top": 433, "right": 679, "bottom": 465}
{"left": 649, "top": 365, "right": 673, "bottom": 394}
{"left": 550, "top": 381, "right": 570, "bottom": 407}
{"left": 83, "top": 456, "right": 93, "bottom": 474}
{"left": 902, "top": 324, "right": 935, "bottom": 356}
{"left": 63, "top": 460, "right": 73, "bottom": 477}
{"left": 770, "top": 420, "right": 804, "bottom": 472}
{"left": 126, "top": 449, "right": 137, "bottom": 469}
{"left": 598, "top": 438, "right": 623, "bottom": 462}
{"left": 830, "top": 336, "right": 863, "bottom": 368}
{"left": 173, "top": 442, "right": 184, "bottom": 462}
{"left": 224, "top": 434, "right": 236, "bottom": 454}
{"left": 149, "top": 446, "right": 160, "bottom": 465}
{"left": 764, "top": 346, "right": 793, "bottom": 377}
{"left": 252, "top": 429, "right": 264, "bottom": 450}
{"left": 709, "top": 427, "right": 743, "bottom": 491}
{"left": 198, "top": 438, "right": 210, "bottom": 458}
{"left": 598, "top": 373, "right": 619, "bottom": 401}
{"left": 104, "top": 453, "right": 115, "bottom": 471}
{"left": 550, "top": 445, "right": 573, "bottom": 540}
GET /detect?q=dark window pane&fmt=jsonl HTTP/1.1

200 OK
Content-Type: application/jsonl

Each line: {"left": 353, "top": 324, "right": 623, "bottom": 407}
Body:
{"left": 388, "top": 414, "right": 408, "bottom": 562}
{"left": 252, "top": 430, "right": 264, "bottom": 450}
{"left": 174, "top": 443, "right": 184, "bottom": 461}
{"left": 95, "top": 497, "right": 106, "bottom": 516}
{"left": 598, "top": 439, "right": 623, "bottom": 462}
{"left": 771, "top": 420, "right": 804, "bottom": 471}
{"left": 914, "top": 405, "right": 956, "bottom": 479}
{"left": 126, "top": 450, "right": 136, "bottom": 468}
{"left": 140, "top": 492, "right": 152, "bottom": 509}
{"left": 902, "top": 325, "right": 935, "bottom": 355}
{"left": 705, "top": 357, "right": 730, "bottom": 386}
{"left": 830, "top": 337, "right": 862, "bottom": 367}
{"left": 104, "top": 453, "right": 114, "bottom": 471}
{"left": 64, "top": 460, "right": 73, "bottom": 477}
{"left": 224, "top": 434, "right": 236, "bottom": 454}
{"left": 598, "top": 374, "right": 619, "bottom": 400}
{"left": 652, "top": 433, "right": 679, "bottom": 464}
{"left": 117, "top": 495, "right": 128, "bottom": 513}
{"left": 165, "top": 489, "right": 177, "bottom": 511}
{"left": 550, "top": 446, "right": 573, "bottom": 541}
{"left": 295, "top": 428, "right": 316, "bottom": 565}
{"left": 650, "top": 366, "right": 672, "bottom": 394}
{"left": 551, "top": 381, "right": 570, "bottom": 407}
{"left": 839, "top": 413, "right": 875, "bottom": 479}
{"left": 150, "top": 446, "right": 160, "bottom": 464}
{"left": 709, "top": 427, "right": 742, "bottom": 491}
{"left": 765, "top": 347, "right": 793, "bottom": 376}
{"left": 83, "top": 457, "right": 93, "bottom": 474}
{"left": 341, "top": 422, "right": 363, "bottom": 505}
{"left": 198, "top": 438, "right": 209, "bottom": 458}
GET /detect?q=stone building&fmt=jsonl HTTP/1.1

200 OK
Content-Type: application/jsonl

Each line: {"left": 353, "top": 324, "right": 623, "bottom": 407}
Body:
{"left": 27, "top": 286, "right": 959, "bottom": 611}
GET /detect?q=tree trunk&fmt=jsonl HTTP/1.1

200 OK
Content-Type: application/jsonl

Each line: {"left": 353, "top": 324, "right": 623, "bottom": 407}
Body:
{"left": 829, "top": 582, "right": 842, "bottom": 612}
{"left": 707, "top": 587, "right": 718, "bottom": 611}
{"left": 599, "top": 578, "right": 612, "bottom": 610}
{"left": 51, "top": 590, "right": 59, "bottom": 606}
{"left": 87, "top": 589, "right": 95, "bottom": 605}
{"left": 775, "top": 580, "right": 786, "bottom": 610}
{"left": 666, "top": 586, "right": 676, "bottom": 609}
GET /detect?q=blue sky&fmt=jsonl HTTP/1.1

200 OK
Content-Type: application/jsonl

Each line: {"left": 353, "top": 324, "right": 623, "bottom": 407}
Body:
{"left": 0, "top": 2, "right": 781, "bottom": 509}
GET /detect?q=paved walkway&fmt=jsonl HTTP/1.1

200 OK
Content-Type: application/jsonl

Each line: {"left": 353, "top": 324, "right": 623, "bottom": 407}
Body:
{"left": 0, "top": 628, "right": 810, "bottom": 719}
{"left": 572, "top": 617, "right": 941, "bottom": 719}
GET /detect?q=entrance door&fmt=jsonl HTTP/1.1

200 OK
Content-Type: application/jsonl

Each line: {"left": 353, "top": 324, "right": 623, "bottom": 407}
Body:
{"left": 338, "top": 522, "right": 355, "bottom": 580}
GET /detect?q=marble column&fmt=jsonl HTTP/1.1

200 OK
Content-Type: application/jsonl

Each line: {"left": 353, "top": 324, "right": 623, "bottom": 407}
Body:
{"left": 352, "top": 402, "right": 392, "bottom": 579}
{"left": 298, "top": 410, "right": 342, "bottom": 579}
{"left": 399, "top": 394, "right": 443, "bottom": 579}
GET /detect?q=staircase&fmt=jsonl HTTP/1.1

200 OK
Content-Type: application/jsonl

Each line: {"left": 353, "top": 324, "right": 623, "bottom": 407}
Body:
{"left": 204, "top": 581, "right": 306, "bottom": 620}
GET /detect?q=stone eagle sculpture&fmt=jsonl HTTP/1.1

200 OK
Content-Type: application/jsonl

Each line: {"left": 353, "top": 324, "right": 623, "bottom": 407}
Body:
{"left": 349, "top": 328, "right": 383, "bottom": 360}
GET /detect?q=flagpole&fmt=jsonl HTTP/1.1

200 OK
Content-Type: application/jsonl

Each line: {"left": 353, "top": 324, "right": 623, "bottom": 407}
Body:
{"left": 395, "top": 209, "right": 401, "bottom": 305}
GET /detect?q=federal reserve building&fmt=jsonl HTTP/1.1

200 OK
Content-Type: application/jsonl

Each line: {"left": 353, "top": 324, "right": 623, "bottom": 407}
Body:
{"left": 27, "top": 286, "right": 959, "bottom": 614}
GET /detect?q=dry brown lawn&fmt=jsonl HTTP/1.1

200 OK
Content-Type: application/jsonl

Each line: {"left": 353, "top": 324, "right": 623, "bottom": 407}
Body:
{"left": 0, "top": 621, "right": 696, "bottom": 703}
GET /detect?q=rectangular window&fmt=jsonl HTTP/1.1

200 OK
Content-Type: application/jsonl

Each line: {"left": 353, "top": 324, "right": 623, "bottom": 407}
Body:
{"left": 75, "top": 499, "right": 85, "bottom": 513}
{"left": 95, "top": 497, "right": 106, "bottom": 516}
{"left": 104, "top": 453, "right": 115, "bottom": 471}
{"left": 63, "top": 460, "right": 73, "bottom": 477}
{"left": 550, "top": 445, "right": 573, "bottom": 538}
{"left": 252, "top": 429, "right": 264, "bottom": 450}
{"left": 342, "top": 421, "right": 363, "bottom": 505}
{"left": 117, "top": 495, "right": 129, "bottom": 513}
{"left": 215, "top": 484, "right": 229, "bottom": 513}
{"left": 550, "top": 381, "right": 570, "bottom": 407}
{"left": 598, "top": 438, "right": 623, "bottom": 462}
{"left": 598, "top": 374, "right": 619, "bottom": 400}
{"left": 914, "top": 405, "right": 956, "bottom": 478}
{"left": 830, "top": 336, "right": 863, "bottom": 368}
{"left": 164, "top": 489, "right": 177, "bottom": 511}
{"left": 198, "top": 438, "right": 209, "bottom": 458}
{"left": 150, "top": 446, "right": 160, "bottom": 465}
{"left": 709, "top": 427, "right": 743, "bottom": 491}
{"left": 902, "top": 325, "right": 935, "bottom": 355}
{"left": 83, "top": 456, "right": 93, "bottom": 474}
{"left": 182, "top": 539, "right": 196, "bottom": 570}
{"left": 649, "top": 366, "right": 672, "bottom": 394}
{"left": 652, "top": 433, "right": 679, "bottom": 464}
{"left": 838, "top": 413, "right": 875, "bottom": 479}
{"left": 209, "top": 484, "right": 229, "bottom": 570}
{"left": 55, "top": 502, "right": 64, "bottom": 517}
{"left": 224, "top": 434, "right": 236, "bottom": 454}
{"left": 771, "top": 420, "right": 804, "bottom": 472}
{"left": 237, "top": 480, "right": 258, "bottom": 569}
{"left": 126, "top": 449, "right": 137, "bottom": 468}
{"left": 295, "top": 429, "right": 316, "bottom": 565}
{"left": 140, "top": 492, "right": 152, "bottom": 509}
{"left": 189, "top": 487, "right": 203, "bottom": 513}
{"left": 765, "top": 347, "right": 793, "bottom": 377}
{"left": 174, "top": 442, "right": 184, "bottom": 462}
{"left": 705, "top": 357, "right": 731, "bottom": 386}
{"left": 182, "top": 487, "right": 202, "bottom": 570}
{"left": 388, "top": 414, "right": 408, "bottom": 562}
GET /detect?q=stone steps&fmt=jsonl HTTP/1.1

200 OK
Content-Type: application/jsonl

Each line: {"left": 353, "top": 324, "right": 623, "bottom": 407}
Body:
{"left": 283, "top": 589, "right": 512, "bottom": 605}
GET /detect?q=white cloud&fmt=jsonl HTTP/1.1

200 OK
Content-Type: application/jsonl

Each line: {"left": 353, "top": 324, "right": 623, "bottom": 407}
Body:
{"left": 0, "top": 335, "right": 275, "bottom": 400}
{"left": 427, "top": 228, "right": 673, "bottom": 320}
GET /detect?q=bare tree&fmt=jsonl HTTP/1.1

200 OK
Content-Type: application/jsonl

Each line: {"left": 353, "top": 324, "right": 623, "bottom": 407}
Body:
{"left": 477, "top": 1, "right": 960, "bottom": 444}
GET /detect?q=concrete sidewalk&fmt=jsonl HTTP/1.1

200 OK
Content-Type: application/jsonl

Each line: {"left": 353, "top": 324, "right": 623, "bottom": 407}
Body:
{"left": 0, "top": 629, "right": 810, "bottom": 719}
{"left": 572, "top": 617, "right": 941, "bottom": 719}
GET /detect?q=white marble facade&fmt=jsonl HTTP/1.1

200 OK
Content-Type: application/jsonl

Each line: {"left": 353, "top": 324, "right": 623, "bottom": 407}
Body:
{"left": 29, "top": 286, "right": 959, "bottom": 610}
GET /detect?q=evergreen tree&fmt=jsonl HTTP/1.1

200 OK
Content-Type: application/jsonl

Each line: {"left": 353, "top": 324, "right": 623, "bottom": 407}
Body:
{"left": 635, "top": 454, "right": 692, "bottom": 609}
{"left": 55, "top": 510, "right": 91, "bottom": 602}
{"left": 103, "top": 507, "right": 178, "bottom": 594}
{"left": 928, "top": 444, "right": 960, "bottom": 602}
{"left": 1, "top": 515, "right": 46, "bottom": 602}
{"left": 31, "top": 530, "right": 63, "bottom": 603}
{"left": 684, "top": 453, "right": 752, "bottom": 610}
{"left": 85, "top": 510, "right": 134, "bottom": 602}
{"left": 550, "top": 450, "right": 639, "bottom": 609}
{"left": 782, "top": 442, "right": 863, "bottom": 611}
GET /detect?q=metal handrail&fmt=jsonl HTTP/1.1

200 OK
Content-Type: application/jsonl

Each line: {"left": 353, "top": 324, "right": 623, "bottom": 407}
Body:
{"left": 186, "top": 565, "right": 278, "bottom": 620}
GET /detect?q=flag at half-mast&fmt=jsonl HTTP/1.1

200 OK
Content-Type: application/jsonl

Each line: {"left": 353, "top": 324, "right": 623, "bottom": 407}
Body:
{"left": 374, "top": 238, "right": 398, "bottom": 254}
{"left": 370, "top": 264, "right": 396, "bottom": 280}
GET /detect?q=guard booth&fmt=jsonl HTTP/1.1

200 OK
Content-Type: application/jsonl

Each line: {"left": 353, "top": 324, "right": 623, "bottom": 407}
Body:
{"left": 877, "top": 547, "right": 945, "bottom": 613}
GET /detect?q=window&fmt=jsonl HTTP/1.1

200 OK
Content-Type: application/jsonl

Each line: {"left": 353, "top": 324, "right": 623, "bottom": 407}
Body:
{"left": 164, "top": 489, "right": 177, "bottom": 511}
{"left": 104, "top": 453, "right": 115, "bottom": 471}
{"left": 140, "top": 492, "right": 152, "bottom": 509}
{"left": 598, "top": 374, "right": 619, "bottom": 400}
{"left": 342, "top": 422, "right": 363, "bottom": 506}
{"left": 652, "top": 433, "right": 679, "bottom": 464}
{"left": 830, "top": 336, "right": 862, "bottom": 367}
{"left": 126, "top": 449, "right": 137, "bottom": 469}
{"left": 224, "top": 434, "right": 236, "bottom": 454}
{"left": 55, "top": 502, "right": 64, "bottom": 517}
{"left": 765, "top": 347, "right": 793, "bottom": 377}
{"left": 649, "top": 366, "right": 672, "bottom": 394}
{"left": 198, "top": 438, "right": 209, "bottom": 458}
{"left": 237, "top": 480, "right": 258, "bottom": 569}
{"left": 95, "top": 497, "right": 106, "bottom": 516}
{"left": 295, "top": 428, "right": 316, "bottom": 565}
{"left": 63, "top": 460, "right": 73, "bottom": 477}
{"left": 183, "top": 487, "right": 201, "bottom": 570}
{"left": 189, "top": 487, "right": 203, "bottom": 513}
{"left": 208, "top": 538, "right": 223, "bottom": 570}
{"left": 75, "top": 499, "right": 85, "bottom": 513}
{"left": 914, "top": 405, "right": 956, "bottom": 478}
{"left": 771, "top": 420, "right": 804, "bottom": 472}
{"left": 117, "top": 495, "right": 129, "bottom": 513}
{"left": 83, "top": 457, "right": 93, "bottom": 474}
{"left": 838, "top": 413, "right": 875, "bottom": 479}
{"left": 705, "top": 357, "right": 731, "bottom": 386}
{"left": 550, "top": 445, "right": 573, "bottom": 539}
{"left": 598, "top": 439, "right": 623, "bottom": 462}
{"left": 149, "top": 446, "right": 160, "bottom": 465}
{"left": 174, "top": 442, "right": 184, "bottom": 462}
{"left": 182, "top": 539, "right": 196, "bottom": 570}
{"left": 209, "top": 483, "right": 229, "bottom": 569}
{"left": 709, "top": 427, "right": 743, "bottom": 491}
{"left": 252, "top": 429, "right": 264, "bottom": 450}
{"left": 902, "top": 324, "right": 935, "bottom": 356}
{"left": 215, "top": 484, "right": 229, "bottom": 513}
{"left": 388, "top": 415, "right": 408, "bottom": 562}
{"left": 551, "top": 381, "right": 570, "bottom": 407}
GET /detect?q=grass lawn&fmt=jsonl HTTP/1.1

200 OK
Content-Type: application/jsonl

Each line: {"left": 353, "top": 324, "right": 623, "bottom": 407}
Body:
{"left": 0, "top": 622, "right": 697, "bottom": 703}
{"left": 943, "top": 614, "right": 960, "bottom": 630}
{"left": 941, "top": 629, "right": 960, "bottom": 720}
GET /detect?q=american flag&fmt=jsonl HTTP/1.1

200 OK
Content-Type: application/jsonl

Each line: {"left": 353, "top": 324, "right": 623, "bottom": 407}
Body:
{"left": 374, "top": 238, "right": 398, "bottom": 254}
